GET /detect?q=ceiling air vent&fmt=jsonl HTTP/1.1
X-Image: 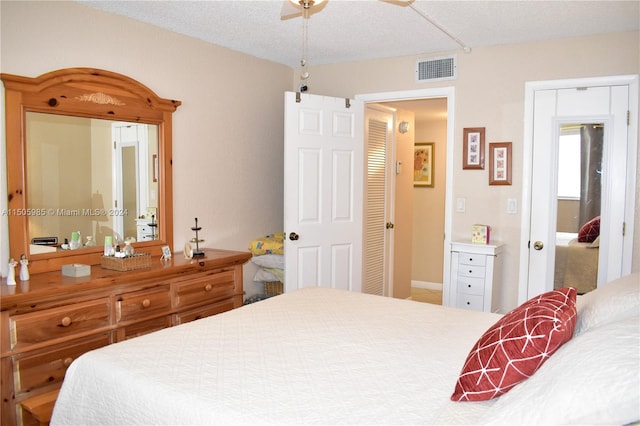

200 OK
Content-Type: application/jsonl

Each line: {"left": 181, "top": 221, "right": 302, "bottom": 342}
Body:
{"left": 415, "top": 55, "right": 456, "bottom": 82}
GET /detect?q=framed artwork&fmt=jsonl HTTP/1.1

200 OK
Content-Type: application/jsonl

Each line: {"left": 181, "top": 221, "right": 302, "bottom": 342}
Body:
{"left": 414, "top": 142, "right": 434, "bottom": 187}
{"left": 489, "top": 142, "right": 512, "bottom": 185}
{"left": 463, "top": 127, "right": 485, "bottom": 169}
{"left": 161, "top": 245, "right": 172, "bottom": 260}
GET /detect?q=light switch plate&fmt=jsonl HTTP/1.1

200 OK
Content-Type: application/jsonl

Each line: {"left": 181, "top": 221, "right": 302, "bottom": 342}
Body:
{"left": 507, "top": 198, "right": 518, "bottom": 214}
{"left": 456, "top": 197, "right": 466, "bottom": 212}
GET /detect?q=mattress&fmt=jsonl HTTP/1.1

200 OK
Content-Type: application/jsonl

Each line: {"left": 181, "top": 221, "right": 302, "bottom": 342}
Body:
{"left": 51, "top": 287, "right": 501, "bottom": 425}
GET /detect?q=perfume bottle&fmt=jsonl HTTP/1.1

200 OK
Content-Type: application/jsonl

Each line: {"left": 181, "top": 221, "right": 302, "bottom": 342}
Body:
{"left": 123, "top": 241, "right": 135, "bottom": 257}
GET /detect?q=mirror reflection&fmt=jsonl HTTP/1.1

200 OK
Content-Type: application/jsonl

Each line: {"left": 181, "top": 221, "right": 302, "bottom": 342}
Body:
{"left": 26, "top": 112, "right": 159, "bottom": 254}
{"left": 554, "top": 122, "right": 603, "bottom": 294}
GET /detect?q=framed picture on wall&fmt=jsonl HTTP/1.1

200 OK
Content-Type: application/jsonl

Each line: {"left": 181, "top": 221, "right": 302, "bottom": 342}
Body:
{"left": 414, "top": 142, "right": 434, "bottom": 187}
{"left": 463, "top": 127, "right": 485, "bottom": 169}
{"left": 489, "top": 142, "right": 512, "bottom": 185}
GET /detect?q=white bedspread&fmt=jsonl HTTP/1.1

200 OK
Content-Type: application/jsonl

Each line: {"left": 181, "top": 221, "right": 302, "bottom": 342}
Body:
{"left": 51, "top": 287, "right": 502, "bottom": 425}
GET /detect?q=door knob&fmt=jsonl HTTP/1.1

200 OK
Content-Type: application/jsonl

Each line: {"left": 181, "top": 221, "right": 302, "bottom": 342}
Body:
{"left": 289, "top": 232, "right": 299, "bottom": 241}
{"left": 386, "top": 222, "right": 394, "bottom": 229}
{"left": 533, "top": 241, "right": 544, "bottom": 250}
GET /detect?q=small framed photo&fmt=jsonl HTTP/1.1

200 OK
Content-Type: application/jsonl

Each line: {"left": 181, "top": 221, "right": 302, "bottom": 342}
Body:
{"left": 161, "top": 245, "right": 172, "bottom": 259}
{"left": 489, "top": 142, "right": 512, "bottom": 185}
{"left": 414, "top": 142, "right": 434, "bottom": 187}
{"left": 463, "top": 127, "right": 485, "bottom": 170}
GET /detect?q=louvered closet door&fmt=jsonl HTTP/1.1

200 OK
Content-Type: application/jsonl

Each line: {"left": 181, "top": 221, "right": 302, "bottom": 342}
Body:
{"left": 363, "top": 105, "right": 394, "bottom": 296}
{"left": 283, "top": 92, "right": 364, "bottom": 293}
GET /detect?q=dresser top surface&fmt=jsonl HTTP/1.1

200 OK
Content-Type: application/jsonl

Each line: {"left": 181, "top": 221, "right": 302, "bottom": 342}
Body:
{"left": 1, "top": 248, "right": 251, "bottom": 310}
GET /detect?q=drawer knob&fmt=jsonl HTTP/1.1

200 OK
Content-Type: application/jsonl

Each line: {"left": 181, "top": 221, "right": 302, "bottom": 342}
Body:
{"left": 204, "top": 284, "right": 213, "bottom": 292}
{"left": 142, "top": 299, "right": 151, "bottom": 308}
{"left": 63, "top": 357, "right": 73, "bottom": 368}
{"left": 468, "top": 284, "right": 471, "bottom": 288}
{"left": 467, "top": 302, "right": 471, "bottom": 305}
{"left": 60, "top": 316, "right": 72, "bottom": 327}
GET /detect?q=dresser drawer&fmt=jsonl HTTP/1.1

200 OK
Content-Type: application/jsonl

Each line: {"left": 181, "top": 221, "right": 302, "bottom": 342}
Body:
{"left": 174, "top": 298, "right": 236, "bottom": 325}
{"left": 116, "top": 286, "right": 171, "bottom": 324}
{"left": 458, "top": 264, "right": 486, "bottom": 279}
{"left": 457, "top": 276, "right": 485, "bottom": 296}
{"left": 118, "top": 315, "right": 173, "bottom": 341}
{"left": 174, "top": 270, "right": 236, "bottom": 310}
{"left": 10, "top": 299, "right": 110, "bottom": 350}
{"left": 456, "top": 293, "right": 484, "bottom": 312}
{"left": 12, "top": 333, "right": 111, "bottom": 394}
{"left": 458, "top": 253, "right": 487, "bottom": 267}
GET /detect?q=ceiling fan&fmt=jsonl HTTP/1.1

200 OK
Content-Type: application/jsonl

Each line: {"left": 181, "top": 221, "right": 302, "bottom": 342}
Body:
{"left": 280, "top": 0, "right": 328, "bottom": 20}
{"left": 280, "top": 0, "right": 470, "bottom": 52}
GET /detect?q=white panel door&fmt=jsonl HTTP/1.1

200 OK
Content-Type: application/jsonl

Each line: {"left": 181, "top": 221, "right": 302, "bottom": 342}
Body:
{"left": 284, "top": 92, "right": 364, "bottom": 293}
{"left": 525, "top": 83, "right": 632, "bottom": 300}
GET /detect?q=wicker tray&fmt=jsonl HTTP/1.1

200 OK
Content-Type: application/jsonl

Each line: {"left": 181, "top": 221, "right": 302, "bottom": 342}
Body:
{"left": 264, "top": 281, "right": 283, "bottom": 297}
{"left": 101, "top": 253, "right": 151, "bottom": 271}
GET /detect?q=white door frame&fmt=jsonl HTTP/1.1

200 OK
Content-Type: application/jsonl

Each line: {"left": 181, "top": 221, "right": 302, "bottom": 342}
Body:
{"left": 518, "top": 74, "right": 639, "bottom": 303}
{"left": 356, "top": 87, "right": 455, "bottom": 303}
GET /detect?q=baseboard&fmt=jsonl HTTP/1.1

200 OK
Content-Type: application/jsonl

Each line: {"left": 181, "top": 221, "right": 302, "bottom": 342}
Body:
{"left": 411, "top": 280, "right": 443, "bottom": 291}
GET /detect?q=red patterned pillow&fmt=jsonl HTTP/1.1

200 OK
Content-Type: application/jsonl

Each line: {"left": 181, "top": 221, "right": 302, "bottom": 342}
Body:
{"left": 451, "top": 287, "right": 577, "bottom": 401}
{"left": 578, "top": 216, "right": 600, "bottom": 243}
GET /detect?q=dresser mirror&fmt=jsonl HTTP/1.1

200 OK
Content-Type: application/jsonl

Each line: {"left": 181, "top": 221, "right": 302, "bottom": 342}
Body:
{"left": 2, "top": 68, "right": 181, "bottom": 274}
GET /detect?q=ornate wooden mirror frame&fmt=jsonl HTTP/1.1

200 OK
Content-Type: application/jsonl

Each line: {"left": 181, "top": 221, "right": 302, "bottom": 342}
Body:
{"left": 1, "top": 68, "right": 181, "bottom": 274}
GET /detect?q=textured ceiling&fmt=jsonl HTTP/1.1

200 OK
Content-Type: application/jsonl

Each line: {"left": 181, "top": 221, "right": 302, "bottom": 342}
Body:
{"left": 79, "top": 0, "right": 640, "bottom": 68}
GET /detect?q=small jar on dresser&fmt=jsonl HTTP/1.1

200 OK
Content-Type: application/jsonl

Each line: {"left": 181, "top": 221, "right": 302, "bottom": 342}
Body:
{"left": 450, "top": 240, "right": 504, "bottom": 313}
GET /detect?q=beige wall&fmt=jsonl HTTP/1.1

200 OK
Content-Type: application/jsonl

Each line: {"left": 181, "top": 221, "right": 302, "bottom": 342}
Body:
{"left": 1, "top": 1, "right": 292, "bottom": 296}
{"left": 301, "top": 31, "right": 639, "bottom": 310}
{"left": 413, "top": 114, "right": 447, "bottom": 284}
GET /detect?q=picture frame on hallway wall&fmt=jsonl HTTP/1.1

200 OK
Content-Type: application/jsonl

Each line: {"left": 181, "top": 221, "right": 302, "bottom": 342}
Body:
{"left": 489, "top": 142, "right": 512, "bottom": 185}
{"left": 463, "top": 127, "right": 485, "bottom": 169}
{"left": 414, "top": 142, "right": 434, "bottom": 187}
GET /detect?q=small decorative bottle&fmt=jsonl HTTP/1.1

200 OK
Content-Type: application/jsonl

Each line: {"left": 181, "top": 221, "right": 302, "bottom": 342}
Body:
{"left": 123, "top": 241, "right": 135, "bottom": 257}
{"left": 85, "top": 236, "right": 96, "bottom": 247}
{"left": 70, "top": 231, "right": 81, "bottom": 250}
{"left": 104, "top": 236, "right": 114, "bottom": 256}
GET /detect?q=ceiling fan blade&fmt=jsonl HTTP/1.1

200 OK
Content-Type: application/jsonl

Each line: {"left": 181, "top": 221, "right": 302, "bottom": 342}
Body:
{"left": 379, "top": 0, "right": 414, "bottom": 6}
{"left": 381, "top": 0, "right": 471, "bottom": 52}
{"left": 280, "top": 1, "right": 303, "bottom": 20}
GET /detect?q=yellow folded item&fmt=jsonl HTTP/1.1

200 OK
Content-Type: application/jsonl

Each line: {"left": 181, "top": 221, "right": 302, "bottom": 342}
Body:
{"left": 249, "top": 232, "right": 284, "bottom": 255}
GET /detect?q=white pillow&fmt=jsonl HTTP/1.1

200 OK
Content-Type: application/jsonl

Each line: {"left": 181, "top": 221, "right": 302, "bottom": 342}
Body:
{"left": 480, "top": 313, "right": 640, "bottom": 425}
{"left": 251, "top": 254, "right": 285, "bottom": 269}
{"left": 253, "top": 268, "right": 280, "bottom": 282}
{"left": 575, "top": 273, "right": 639, "bottom": 335}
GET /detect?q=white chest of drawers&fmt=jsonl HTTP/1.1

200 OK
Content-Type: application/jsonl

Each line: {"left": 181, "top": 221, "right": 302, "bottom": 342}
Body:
{"left": 136, "top": 218, "right": 156, "bottom": 241}
{"left": 450, "top": 241, "right": 504, "bottom": 313}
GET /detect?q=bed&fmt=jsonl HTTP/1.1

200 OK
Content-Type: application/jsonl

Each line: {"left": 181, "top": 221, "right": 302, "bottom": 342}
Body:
{"left": 51, "top": 274, "right": 639, "bottom": 425}
{"left": 554, "top": 232, "right": 599, "bottom": 293}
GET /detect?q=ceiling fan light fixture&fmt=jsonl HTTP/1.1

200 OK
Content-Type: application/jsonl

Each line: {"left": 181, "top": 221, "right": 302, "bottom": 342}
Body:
{"left": 289, "top": 0, "right": 326, "bottom": 9}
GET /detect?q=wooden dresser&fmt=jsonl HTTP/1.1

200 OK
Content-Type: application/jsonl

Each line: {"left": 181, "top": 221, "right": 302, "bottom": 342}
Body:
{"left": 0, "top": 248, "right": 251, "bottom": 426}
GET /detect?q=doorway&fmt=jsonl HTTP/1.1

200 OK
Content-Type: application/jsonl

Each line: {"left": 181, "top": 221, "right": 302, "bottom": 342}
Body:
{"left": 518, "top": 75, "right": 638, "bottom": 302}
{"left": 356, "top": 87, "right": 455, "bottom": 303}
{"left": 112, "top": 122, "right": 150, "bottom": 242}
{"left": 382, "top": 98, "right": 447, "bottom": 297}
